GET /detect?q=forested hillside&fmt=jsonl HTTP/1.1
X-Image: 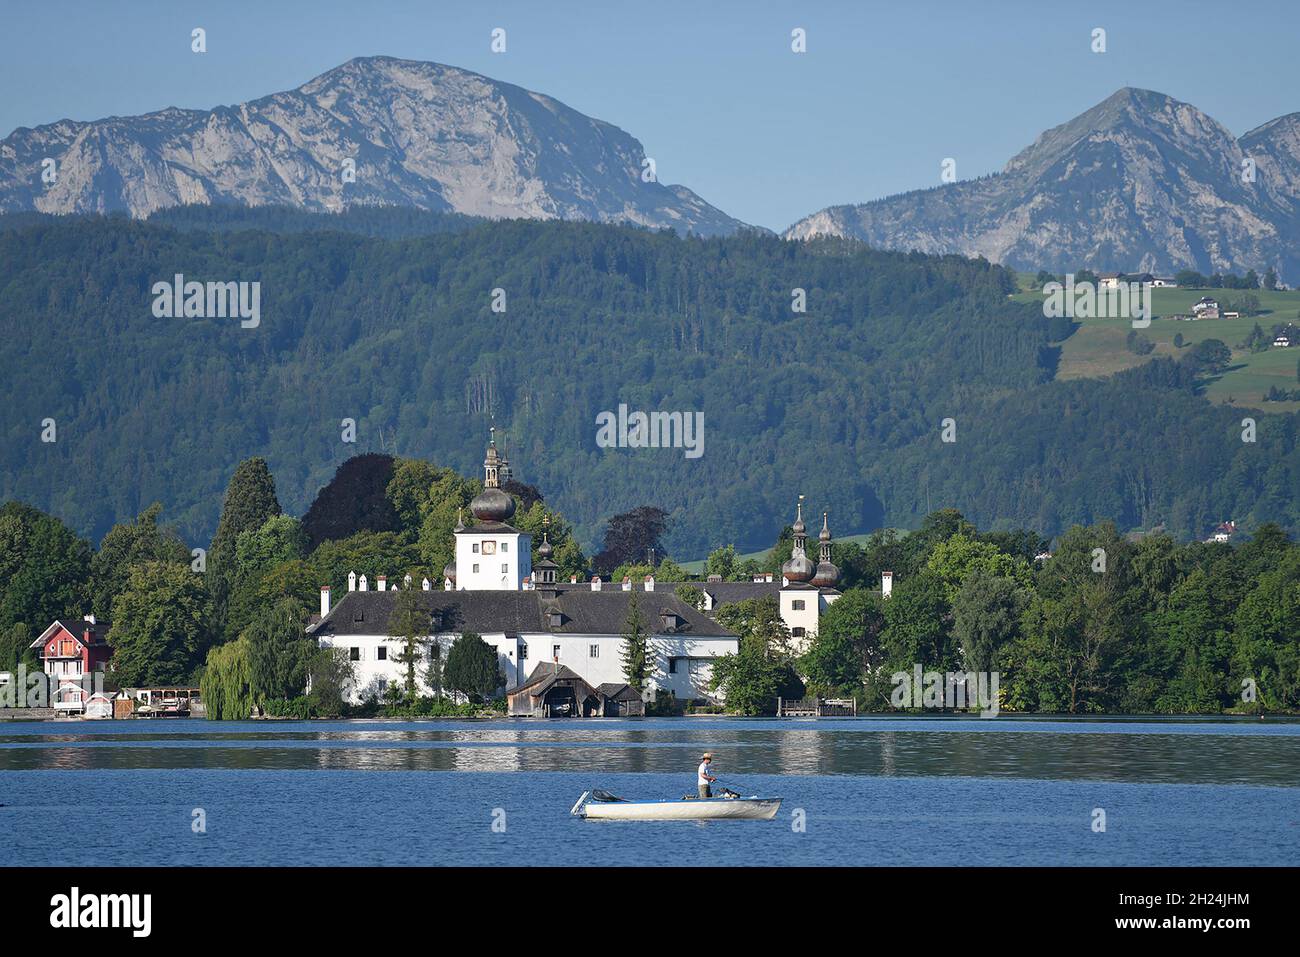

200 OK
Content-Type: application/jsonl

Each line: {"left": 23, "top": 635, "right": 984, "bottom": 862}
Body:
{"left": 0, "top": 207, "right": 1296, "bottom": 555}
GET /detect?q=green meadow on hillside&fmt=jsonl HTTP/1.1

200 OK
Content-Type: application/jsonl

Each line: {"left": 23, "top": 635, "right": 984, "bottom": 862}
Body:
{"left": 1013, "top": 274, "right": 1300, "bottom": 411}
{"left": 679, "top": 532, "right": 882, "bottom": 573}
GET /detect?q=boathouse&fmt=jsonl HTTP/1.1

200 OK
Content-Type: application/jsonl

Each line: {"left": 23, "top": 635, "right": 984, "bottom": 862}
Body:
{"left": 597, "top": 683, "right": 645, "bottom": 716}
{"left": 507, "top": 663, "right": 604, "bottom": 717}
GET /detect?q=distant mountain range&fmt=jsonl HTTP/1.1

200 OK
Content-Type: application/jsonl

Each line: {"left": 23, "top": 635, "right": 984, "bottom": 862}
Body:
{"left": 786, "top": 88, "right": 1300, "bottom": 279}
{"left": 2, "top": 65, "right": 1298, "bottom": 276}
{"left": 0, "top": 56, "right": 751, "bottom": 236}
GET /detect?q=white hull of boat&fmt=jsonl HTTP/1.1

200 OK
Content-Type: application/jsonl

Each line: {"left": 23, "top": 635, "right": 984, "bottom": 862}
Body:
{"left": 577, "top": 796, "right": 782, "bottom": 821}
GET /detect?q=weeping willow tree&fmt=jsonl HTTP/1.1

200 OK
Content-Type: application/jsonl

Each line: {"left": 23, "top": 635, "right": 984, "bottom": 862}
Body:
{"left": 201, "top": 637, "right": 254, "bottom": 720}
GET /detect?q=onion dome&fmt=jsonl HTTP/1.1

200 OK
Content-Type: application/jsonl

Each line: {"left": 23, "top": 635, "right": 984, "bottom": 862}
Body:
{"left": 537, "top": 517, "right": 554, "bottom": 559}
{"left": 470, "top": 486, "right": 515, "bottom": 522}
{"left": 469, "top": 429, "right": 516, "bottom": 522}
{"left": 782, "top": 495, "right": 815, "bottom": 582}
{"left": 811, "top": 559, "right": 840, "bottom": 588}
{"left": 782, "top": 550, "right": 816, "bottom": 583}
{"left": 811, "top": 510, "right": 839, "bottom": 587}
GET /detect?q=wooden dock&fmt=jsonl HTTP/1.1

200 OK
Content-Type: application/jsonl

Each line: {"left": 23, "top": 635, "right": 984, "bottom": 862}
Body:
{"left": 776, "top": 697, "right": 857, "bottom": 717}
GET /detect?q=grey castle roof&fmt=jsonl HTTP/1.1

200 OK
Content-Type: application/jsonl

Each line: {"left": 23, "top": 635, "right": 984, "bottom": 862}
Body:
{"left": 307, "top": 589, "right": 737, "bottom": 639}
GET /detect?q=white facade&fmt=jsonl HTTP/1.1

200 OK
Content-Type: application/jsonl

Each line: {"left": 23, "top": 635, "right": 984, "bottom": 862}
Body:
{"left": 316, "top": 628, "right": 734, "bottom": 704}
{"left": 455, "top": 527, "right": 531, "bottom": 591}
{"left": 780, "top": 587, "right": 821, "bottom": 651}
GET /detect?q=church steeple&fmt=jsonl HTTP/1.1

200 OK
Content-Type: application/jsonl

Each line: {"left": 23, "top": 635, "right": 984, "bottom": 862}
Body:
{"left": 781, "top": 495, "right": 815, "bottom": 583}
{"left": 470, "top": 428, "right": 516, "bottom": 523}
{"left": 497, "top": 430, "right": 513, "bottom": 486}
{"left": 535, "top": 515, "right": 559, "bottom": 595}
{"left": 483, "top": 426, "right": 503, "bottom": 489}
{"left": 811, "top": 508, "right": 840, "bottom": 588}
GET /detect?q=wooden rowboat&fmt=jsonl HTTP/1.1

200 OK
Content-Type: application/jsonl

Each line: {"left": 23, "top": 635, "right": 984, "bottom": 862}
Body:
{"left": 571, "top": 789, "right": 782, "bottom": 821}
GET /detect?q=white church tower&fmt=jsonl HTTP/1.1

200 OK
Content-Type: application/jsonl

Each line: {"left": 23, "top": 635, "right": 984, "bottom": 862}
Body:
{"left": 448, "top": 429, "right": 532, "bottom": 591}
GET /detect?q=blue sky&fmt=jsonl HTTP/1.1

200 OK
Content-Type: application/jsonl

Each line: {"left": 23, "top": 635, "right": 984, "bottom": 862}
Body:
{"left": 2, "top": 0, "right": 1297, "bottom": 230}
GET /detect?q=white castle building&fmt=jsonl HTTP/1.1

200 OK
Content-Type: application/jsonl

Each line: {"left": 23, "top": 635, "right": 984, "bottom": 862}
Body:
{"left": 307, "top": 433, "right": 844, "bottom": 712}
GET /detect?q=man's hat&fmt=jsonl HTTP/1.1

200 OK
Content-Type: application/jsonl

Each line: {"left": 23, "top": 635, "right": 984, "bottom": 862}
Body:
{"left": 701, "top": 752, "right": 713, "bottom": 760}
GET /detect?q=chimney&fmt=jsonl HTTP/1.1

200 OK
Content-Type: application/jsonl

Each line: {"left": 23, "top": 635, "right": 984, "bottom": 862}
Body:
{"left": 320, "top": 586, "right": 331, "bottom": 618}
{"left": 882, "top": 571, "right": 894, "bottom": 598}
{"left": 348, "top": 571, "right": 357, "bottom": 592}
{"left": 622, "top": 576, "right": 632, "bottom": 592}
{"left": 421, "top": 577, "right": 432, "bottom": 591}
{"left": 591, "top": 576, "right": 602, "bottom": 592}
{"left": 570, "top": 575, "right": 578, "bottom": 584}
{"left": 84, "top": 613, "right": 96, "bottom": 624}
{"left": 706, "top": 574, "right": 722, "bottom": 583}
{"left": 752, "top": 575, "right": 763, "bottom": 583}
{"left": 359, "top": 574, "right": 369, "bottom": 592}
{"left": 403, "top": 573, "right": 412, "bottom": 588}
{"left": 644, "top": 575, "right": 655, "bottom": 592}
{"left": 377, "top": 575, "right": 387, "bottom": 592}
{"left": 765, "top": 573, "right": 773, "bottom": 583}
{"left": 523, "top": 575, "right": 533, "bottom": 591}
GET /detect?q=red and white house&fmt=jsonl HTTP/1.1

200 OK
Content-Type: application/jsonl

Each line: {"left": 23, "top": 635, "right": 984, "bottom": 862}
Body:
{"left": 29, "top": 616, "right": 113, "bottom": 715}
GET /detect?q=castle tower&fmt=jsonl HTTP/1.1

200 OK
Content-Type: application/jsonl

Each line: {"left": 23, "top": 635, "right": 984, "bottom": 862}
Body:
{"left": 779, "top": 495, "right": 820, "bottom": 651}
{"left": 453, "top": 430, "right": 531, "bottom": 590}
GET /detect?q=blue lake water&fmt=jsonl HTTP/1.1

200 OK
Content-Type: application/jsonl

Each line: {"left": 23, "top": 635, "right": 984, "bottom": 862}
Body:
{"left": 1, "top": 717, "right": 1297, "bottom": 866}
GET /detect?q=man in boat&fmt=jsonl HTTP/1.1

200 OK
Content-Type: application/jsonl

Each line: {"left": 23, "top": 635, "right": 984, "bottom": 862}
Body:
{"left": 697, "top": 752, "right": 716, "bottom": 798}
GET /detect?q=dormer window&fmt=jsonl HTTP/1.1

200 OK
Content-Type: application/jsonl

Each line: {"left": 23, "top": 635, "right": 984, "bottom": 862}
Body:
{"left": 547, "top": 611, "right": 564, "bottom": 629}
{"left": 659, "top": 611, "right": 682, "bottom": 631}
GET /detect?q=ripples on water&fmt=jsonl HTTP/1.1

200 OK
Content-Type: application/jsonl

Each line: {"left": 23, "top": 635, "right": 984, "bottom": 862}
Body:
{"left": 2, "top": 718, "right": 1296, "bottom": 866}
{"left": 1, "top": 717, "right": 1297, "bottom": 784}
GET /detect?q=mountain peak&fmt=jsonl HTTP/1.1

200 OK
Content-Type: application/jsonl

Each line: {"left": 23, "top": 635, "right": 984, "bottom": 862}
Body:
{"left": 785, "top": 88, "right": 1299, "bottom": 279}
{"left": 0, "top": 57, "right": 750, "bottom": 235}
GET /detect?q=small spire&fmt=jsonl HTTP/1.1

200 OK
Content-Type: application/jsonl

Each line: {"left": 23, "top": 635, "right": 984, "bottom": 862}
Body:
{"left": 538, "top": 514, "right": 554, "bottom": 560}
{"left": 454, "top": 506, "right": 465, "bottom": 532}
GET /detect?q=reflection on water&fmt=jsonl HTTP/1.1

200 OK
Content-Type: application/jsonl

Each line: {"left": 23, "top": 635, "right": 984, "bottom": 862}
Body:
{"left": 1, "top": 717, "right": 1297, "bottom": 785}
